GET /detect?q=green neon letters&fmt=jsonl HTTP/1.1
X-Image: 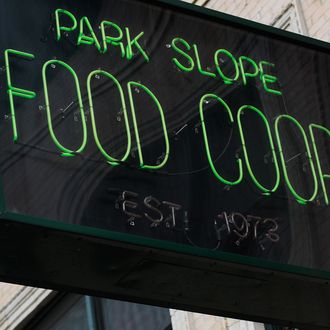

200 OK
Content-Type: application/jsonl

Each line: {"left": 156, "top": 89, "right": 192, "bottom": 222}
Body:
{"left": 5, "top": 49, "right": 36, "bottom": 142}
{"left": 169, "top": 39, "right": 282, "bottom": 95}
{"left": 77, "top": 16, "right": 102, "bottom": 52}
{"left": 275, "top": 115, "right": 318, "bottom": 204}
{"left": 237, "top": 105, "right": 280, "bottom": 194}
{"left": 55, "top": 9, "right": 148, "bottom": 62}
{"left": 55, "top": 9, "right": 78, "bottom": 41}
{"left": 42, "top": 59, "right": 87, "bottom": 155}
{"left": 3, "top": 42, "right": 329, "bottom": 207}
{"left": 193, "top": 44, "right": 216, "bottom": 78}
{"left": 128, "top": 81, "right": 170, "bottom": 169}
{"left": 309, "top": 124, "right": 330, "bottom": 205}
{"left": 41, "top": 58, "right": 167, "bottom": 168}
{"left": 87, "top": 70, "right": 131, "bottom": 166}
{"left": 239, "top": 56, "right": 259, "bottom": 86}
{"left": 199, "top": 94, "right": 243, "bottom": 185}
{"left": 101, "top": 21, "right": 125, "bottom": 57}
{"left": 199, "top": 93, "right": 323, "bottom": 203}
{"left": 125, "top": 28, "right": 149, "bottom": 62}
{"left": 214, "top": 49, "right": 239, "bottom": 85}
{"left": 171, "top": 38, "right": 195, "bottom": 72}
{"left": 259, "top": 61, "right": 282, "bottom": 96}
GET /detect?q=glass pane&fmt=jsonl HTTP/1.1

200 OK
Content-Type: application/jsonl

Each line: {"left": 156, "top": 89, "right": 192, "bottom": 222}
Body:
{"left": 101, "top": 299, "right": 171, "bottom": 330}
{"left": 33, "top": 295, "right": 89, "bottom": 330}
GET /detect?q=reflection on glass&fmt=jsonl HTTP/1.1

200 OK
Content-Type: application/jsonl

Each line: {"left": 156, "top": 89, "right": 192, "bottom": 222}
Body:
{"left": 101, "top": 299, "right": 172, "bottom": 330}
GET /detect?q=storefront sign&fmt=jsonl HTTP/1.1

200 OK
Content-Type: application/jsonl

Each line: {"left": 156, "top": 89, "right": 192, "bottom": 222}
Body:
{"left": 0, "top": 1, "right": 330, "bottom": 326}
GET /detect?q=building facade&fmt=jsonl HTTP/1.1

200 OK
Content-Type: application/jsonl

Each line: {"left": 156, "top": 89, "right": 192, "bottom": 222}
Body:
{"left": 0, "top": 0, "right": 329, "bottom": 329}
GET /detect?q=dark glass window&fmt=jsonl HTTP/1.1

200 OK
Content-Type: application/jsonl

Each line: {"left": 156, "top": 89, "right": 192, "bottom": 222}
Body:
{"left": 31, "top": 295, "right": 89, "bottom": 330}
{"left": 26, "top": 294, "right": 172, "bottom": 330}
{"left": 265, "top": 325, "right": 299, "bottom": 330}
{"left": 101, "top": 299, "right": 171, "bottom": 330}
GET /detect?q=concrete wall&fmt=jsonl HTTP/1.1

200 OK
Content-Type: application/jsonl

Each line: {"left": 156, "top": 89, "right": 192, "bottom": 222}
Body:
{"left": 183, "top": 0, "right": 330, "bottom": 42}
{"left": 170, "top": 310, "right": 265, "bottom": 330}
{"left": 0, "top": 284, "right": 53, "bottom": 330}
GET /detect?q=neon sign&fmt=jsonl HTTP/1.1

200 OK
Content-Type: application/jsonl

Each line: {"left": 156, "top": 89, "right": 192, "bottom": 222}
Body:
{"left": 3, "top": 7, "right": 329, "bottom": 206}
{"left": 1, "top": 0, "right": 330, "bottom": 274}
